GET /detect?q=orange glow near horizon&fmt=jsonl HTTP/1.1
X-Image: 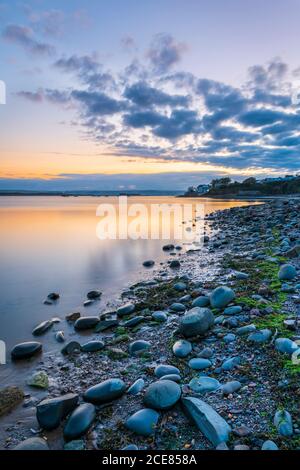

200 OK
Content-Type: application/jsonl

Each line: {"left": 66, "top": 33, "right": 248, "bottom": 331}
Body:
{"left": 0, "top": 150, "right": 281, "bottom": 180}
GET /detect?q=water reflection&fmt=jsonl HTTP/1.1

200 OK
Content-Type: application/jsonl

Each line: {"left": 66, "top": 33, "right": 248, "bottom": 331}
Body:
{"left": 0, "top": 196, "right": 259, "bottom": 353}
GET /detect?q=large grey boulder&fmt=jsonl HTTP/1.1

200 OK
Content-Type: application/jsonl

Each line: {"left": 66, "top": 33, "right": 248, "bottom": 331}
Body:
{"left": 143, "top": 380, "right": 181, "bottom": 410}
{"left": 278, "top": 264, "right": 297, "bottom": 281}
{"left": 74, "top": 316, "right": 99, "bottom": 330}
{"left": 64, "top": 403, "right": 96, "bottom": 440}
{"left": 36, "top": 393, "right": 79, "bottom": 430}
{"left": 181, "top": 397, "right": 231, "bottom": 445}
{"left": 13, "top": 437, "right": 49, "bottom": 450}
{"left": 179, "top": 307, "right": 214, "bottom": 338}
{"left": 275, "top": 338, "right": 299, "bottom": 355}
{"left": 210, "top": 286, "right": 235, "bottom": 309}
{"left": 83, "top": 378, "right": 126, "bottom": 405}
{"left": 125, "top": 408, "right": 159, "bottom": 436}
{"left": 11, "top": 342, "right": 42, "bottom": 360}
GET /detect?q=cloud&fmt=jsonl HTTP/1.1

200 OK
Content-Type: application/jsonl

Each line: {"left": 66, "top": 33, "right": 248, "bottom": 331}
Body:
{"left": 16, "top": 90, "right": 43, "bottom": 102}
{"left": 123, "top": 110, "right": 165, "bottom": 128}
{"left": 121, "top": 35, "right": 137, "bottom": 51}
{"left": 16, "top": 88, "right": 69, "bottom": 104}
{"left": 196, "top": 79, "right": 247, "bottom": 129}
{"left": 15, "top": 49, "right": 300, "bottom": 173}
{"left": 54, "top": 53, "right": 116, "bottom": 91}
{"left": 26, "top": 9, "right": 65, "bottom": 38}
{"left": 2, "top": 24, "right": 55, "bottom": 56}
{"left": 154, "top": 109, "right": 201, "bottom": 139}
{"left": 146, "top": 33, "right": 187, "bottom": 73}
{"left": 71, "top": 90, "right": 126, "bottom": 116}
{"left": 248, "top": 58, "right": 288, "bottom": 90}
{"left": 238, "top": 108, "right": 291, "bottom": 127}
{"left": 124, "top": 81, "right": 189, "bottom": 107}
{"left": 54, "top": 54, "right": 99, "bottom": 74}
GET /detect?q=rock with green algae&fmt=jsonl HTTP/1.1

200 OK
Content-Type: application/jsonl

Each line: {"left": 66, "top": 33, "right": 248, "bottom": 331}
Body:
{"left": 28, "top": 371, "right": 49, "bottom": 389}
{"left": 0, "top": 386, "right": 24, "bottom": 416}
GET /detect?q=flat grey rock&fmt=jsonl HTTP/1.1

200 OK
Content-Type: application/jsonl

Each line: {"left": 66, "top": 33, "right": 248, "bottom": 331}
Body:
{"left": 181, "top": 396, "right": 231, "bottom": 446}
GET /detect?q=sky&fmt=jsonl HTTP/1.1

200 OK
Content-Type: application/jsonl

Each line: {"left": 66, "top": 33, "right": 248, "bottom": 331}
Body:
{"left": 1, "top": 0, "right": 300, "bottom": 191}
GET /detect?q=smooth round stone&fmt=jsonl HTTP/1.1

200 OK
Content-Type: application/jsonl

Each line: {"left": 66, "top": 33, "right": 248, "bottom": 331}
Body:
{"left": 275, "top": 338, "right": 299, "bottom": 355}
{"left": 222, "top": 356, "right": 241, "bottom": 371}
{"left": 210, "top": 286, "right": 235, "bottom": 309}
{"left": 11, "top": 341, "right": 42, "bottom": 360}
{"left": 179, "top": 295, "right": 191, "bottom": 303}
{"left": 55, "top": 331, "right": 65, "bottom": 342}
{"left": 117, "top": 303, "right": 135, "bottom": 317}
{"left": 81, "top": 340, "right": 105, "bottom": 352}
{"left": 222, "top": 381, "right": 242, "bottom": 395}
{"left": 74, "top": 317, "right": 99, "bottom": 330}
{"left": 152, "top": 311, "right": 168, "bottom": 322}
{"left": 223, "top": 306, "right": 242, "bottom": 315}
{"left": 170, "top": 260, "right": 180, "bottom": 268}
{"left": 281, "top": 284, "right": 296, "bottom": 293}
{"left": 233, "top": 271, "right": 249, "bottom": 279}
{"left": 172, "top": 339, "right": 192, "bottom": 358}
{"left": 32, "top": 320, "right": 53, "bottom": 336}
{"left": 169, "top": 303, "right": 186, "bottom": 312}
{"left": 143, "top": 380, "right": 181, "bottom": 410}
{"left": 61, "top": 341, "right": 81, "bottom": 355}
{"left": 66, "top": 312, "right": 81, "bottom": 322}
{"left": 127, "top": 378, "right": 145, "bottom": 395}
{"left": 123, "top": 316, "right": 144, "bottom": 327}
{"left": 87, "top": 290, "right": 102, "bottom": 299}
{"left": 278, "top": 264, "right": 297, "bottom": 281}
{"left": 47, "top": 292, "right": 59, "bottom": 300}
{"left": 129, "top": 340, "right": 151, "bottom": 356}
{"left": 64, "top": 403, "right": 96, "bottom": 440}
{"left": 84, "top": 379, "right": 126, "bottom": 405}
{"left": 143, "top": 260, "right": 155, "bottom": 267}
{"left": 13, "top": 437, "right": 49, "bottom": 450}
{"left": 236, "top": 324, "right": 256, "bottom": 336}
{"left": 261, "top": 440, "right": 278, "bottom": 450}
{"left": 173, "top": 282, "right": 187, "bottom": 291}
{"left": 122, "top": 444, "right": 139, "bottom": 450}
{"left": 159, "top": 374, "right": 181, "bottom": 382}
{"left": 189, "top": 376, "right": 220, "bottom": 393}
{"left": 224, "top": 317, "right": 239, "bottom": 328}
{"left": 179, "top": 307, "right": 214, "bottom": 338}
{"left": 155, "top": 364, "right": 180, "bottom": 378}
{"left": 125, "top": 408, "right": 159, "bottom": 436}
{"left": 248, "top": 329, "right": 272, "bottom": 343}
{"left": 163, "top": 244, "right": 175, "bottom": 251}
{"left": 198, "top": 347, "right": 213, "bottom": 358}
{"left": 192, "top": 296, "right": 210, "bottom": 308}
{"left": 223, "top": 333, "right": 236, "bottom": 343}
{"left": 188, "top": 358, "right": 212, "bottom": 370}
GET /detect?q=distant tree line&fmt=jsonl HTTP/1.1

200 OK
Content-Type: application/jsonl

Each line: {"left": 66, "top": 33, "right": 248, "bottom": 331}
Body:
{"left": 206, "top": 175, "right": 300, "bottom": 196}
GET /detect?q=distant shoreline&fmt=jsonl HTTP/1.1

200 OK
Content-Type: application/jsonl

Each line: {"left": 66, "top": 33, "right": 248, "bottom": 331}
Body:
{"left": 0, "top": 190, "right": 182, "bottom": 197}
{"left": 179, "top": 193, "right": 300, "bottom": 200}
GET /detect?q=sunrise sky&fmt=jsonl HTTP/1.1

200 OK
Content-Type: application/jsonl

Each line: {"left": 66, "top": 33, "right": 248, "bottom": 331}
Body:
{"left": 1, "top": 0, "right": 300, "bottom": 190}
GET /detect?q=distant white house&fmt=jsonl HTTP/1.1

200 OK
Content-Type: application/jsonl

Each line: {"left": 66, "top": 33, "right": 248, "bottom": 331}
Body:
{"left": 196, "top": 184, "right": 211, "bottom": 194}
{"left": 260, "top": 175, "right": 298, "bottom": 184}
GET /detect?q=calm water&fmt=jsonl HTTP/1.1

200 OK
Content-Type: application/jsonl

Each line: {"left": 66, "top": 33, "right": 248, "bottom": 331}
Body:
{"left": 0, "top": 196, "right": 258, "bottom": 363}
